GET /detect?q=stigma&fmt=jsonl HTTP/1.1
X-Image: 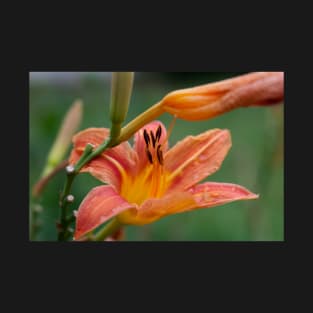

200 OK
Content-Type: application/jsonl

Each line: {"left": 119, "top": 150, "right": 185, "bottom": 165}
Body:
{"left": 143, "top": 125, "right": 164, "bottom": 166}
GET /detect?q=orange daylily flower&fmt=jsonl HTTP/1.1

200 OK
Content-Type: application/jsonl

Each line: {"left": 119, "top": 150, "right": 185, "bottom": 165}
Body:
{"left": 70, "top": 121, "right": 258, "bottom": 240}
{"left": 160, "top": 72, "right": 284, "bottom": 120}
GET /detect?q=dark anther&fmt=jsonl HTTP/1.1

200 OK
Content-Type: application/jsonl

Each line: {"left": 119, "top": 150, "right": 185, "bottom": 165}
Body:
{"left": 146, "top": 148, "right": 153, "bottom": 164}
{"left": 143, "top": 129, "right": 150, "bottom": 146}
{"left": 150, "top": 130, "right": 156, "bottom": 148}
{"left": 155, "top": 125, "right": 162, "bottom": 142}
{"left": 156, "top": 145, "right": 164, "bottom": 165}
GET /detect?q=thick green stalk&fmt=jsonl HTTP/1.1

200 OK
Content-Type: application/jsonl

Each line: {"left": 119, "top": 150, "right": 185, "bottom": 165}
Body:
{"left": 75, "top": 140, "right": 112, "bottom": 172}
{"left": 57, "top": 173, "right": 76, "bottom": 241}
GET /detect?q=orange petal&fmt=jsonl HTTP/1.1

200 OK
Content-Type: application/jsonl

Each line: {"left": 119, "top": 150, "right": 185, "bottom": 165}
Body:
{"left": 72, "top": 127, "right": 110, "bottom": 149}
{"left": 69, "top": 128, "right": 137, "bottom": 191}
{"left": 117, "top": 182, "right": 258, "bottom": 225}
{"left": 165, "top": 129, "right": 231, "bottom": 192}
{"left": 74, "top": 186, "right": 135, "bottom": 240}
{"left": 189, "top": 182, "right": 259, "bottom": 209}
{"left": 133, "top": 121, "right": 168, "bottom": 171}
{"left": 117, "top": 191, "right": 197, "bottom": 225}
{"left": 72, "top": 127, "right": 136, "bottom": 171}
{"left": 70, "top": 150, "right": 123, "bottom": 191}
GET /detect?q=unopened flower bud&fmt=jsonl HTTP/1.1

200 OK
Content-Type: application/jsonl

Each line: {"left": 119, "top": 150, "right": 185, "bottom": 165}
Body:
{"left": 160, "top": 72, "right": 284, "bottom": 121}
{"left": 109, "top": 72, "right": 134, "bottom": 140}
{"left": 41, "top": 100, "right": 83, "bottom": 177}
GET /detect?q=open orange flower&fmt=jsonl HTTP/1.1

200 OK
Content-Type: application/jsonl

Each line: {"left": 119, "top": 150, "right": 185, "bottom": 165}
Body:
{"left": 70, "top": 121, "right": 258, "bottom": 240}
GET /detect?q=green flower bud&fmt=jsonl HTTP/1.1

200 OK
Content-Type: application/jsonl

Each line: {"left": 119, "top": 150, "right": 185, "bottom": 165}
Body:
{"left": 41, "top": 99, "right": 83, "bottom": 177}
{"left": 110, "top": 72, "right": 134, "bottom": 127}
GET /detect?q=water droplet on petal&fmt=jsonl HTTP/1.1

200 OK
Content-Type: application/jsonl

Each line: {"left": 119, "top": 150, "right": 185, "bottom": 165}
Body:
{"left": 211, "top": 192, "right": 220, "bottom": 198}
{"left": 194, "top": 194, "right": 202, "bottom": 202}
{"left": 193, "top": 159, "right": 200, "bottom": 165}
{"left": 203, "top": 191, "right": 211, "bottom": 202}
{"left": 112, "top": 207, "right": 120, "bottom": 214}
{"left": 193, "top": 174, "right": 201, "bottom": 181}
{"left": 198, "top": 155, "right": 207, "bottom": 162}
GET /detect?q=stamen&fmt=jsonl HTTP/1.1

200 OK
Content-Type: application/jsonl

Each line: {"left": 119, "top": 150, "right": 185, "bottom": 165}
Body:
{"left": 150, "top": 131, "right": 156, "bottom": 148}
{"left": 146, "top": 148, "right": 153, "bottom": 164}
{"left": 143, "top": 129, "right": 150, "bottom": 146}
{"left": 156, "top": 144, "right": 164, "bottom": 165}
{"left": 155, "top": 125, "right": 162, "bottom": 142}
{"left": 165, "top": 115, "right": 177, "bottom": 143}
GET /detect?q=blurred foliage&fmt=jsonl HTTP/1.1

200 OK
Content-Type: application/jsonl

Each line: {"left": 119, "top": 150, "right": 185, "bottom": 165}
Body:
{"left": 29, "top": 72, "right": 284, "bottom": 241}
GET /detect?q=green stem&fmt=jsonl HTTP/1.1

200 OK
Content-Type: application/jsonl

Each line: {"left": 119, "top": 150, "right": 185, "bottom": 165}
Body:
{"left": 58, "top": 173, "right": 76, "bottom": 241}
{"left": 30, "top": 203, "right": 42, "bottom": 240}
{"left": 109, "top": 123, "right": 121, "bottom": 145}
{"left": 74, "top": 143, "right": 95, "bottom": 171}
{"left": 91, "top": 218, "right": 122, "bottom": 241}
{"left": 57, "top": 138, "right": 115, "bottom": 241}
{"left": 117, "top": 101, "right": 164, "bottom": 143}
{"left": 75, "top": 139, "right": 112, "bottom": 172}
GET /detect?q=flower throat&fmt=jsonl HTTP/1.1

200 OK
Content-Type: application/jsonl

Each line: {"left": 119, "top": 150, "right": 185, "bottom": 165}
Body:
{"left": 121, "top": 125, "right": 169, "bottom": 205}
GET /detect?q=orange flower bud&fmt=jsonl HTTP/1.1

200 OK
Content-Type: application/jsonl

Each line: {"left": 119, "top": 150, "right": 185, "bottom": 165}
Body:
{"left": 160, "top": 72, "right": 284, "bottom": 121}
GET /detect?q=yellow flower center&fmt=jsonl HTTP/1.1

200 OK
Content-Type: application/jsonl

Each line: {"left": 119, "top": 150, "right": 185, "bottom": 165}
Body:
{"left": 120, "top": 125, "right": 170, "bottom": 205}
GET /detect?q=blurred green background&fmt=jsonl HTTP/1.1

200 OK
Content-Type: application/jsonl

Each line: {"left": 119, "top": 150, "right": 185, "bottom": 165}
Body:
{"left": 29, "top": 72, "right": 284, "bottom": 241}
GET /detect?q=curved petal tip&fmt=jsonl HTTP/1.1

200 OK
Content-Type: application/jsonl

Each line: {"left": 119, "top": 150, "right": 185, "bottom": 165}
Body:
{"left": 190, "top": 182, "right": 259, "bottom": 209}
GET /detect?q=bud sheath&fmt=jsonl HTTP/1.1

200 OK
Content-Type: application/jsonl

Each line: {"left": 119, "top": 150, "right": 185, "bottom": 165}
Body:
{"left": 110, "top": 72, "right": 134, "bottom": 125}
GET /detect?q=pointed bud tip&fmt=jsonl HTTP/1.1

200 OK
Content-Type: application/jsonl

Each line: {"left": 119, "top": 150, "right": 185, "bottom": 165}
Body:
{"left": 110, "top": 72, "right": 134, "bottom": 125}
